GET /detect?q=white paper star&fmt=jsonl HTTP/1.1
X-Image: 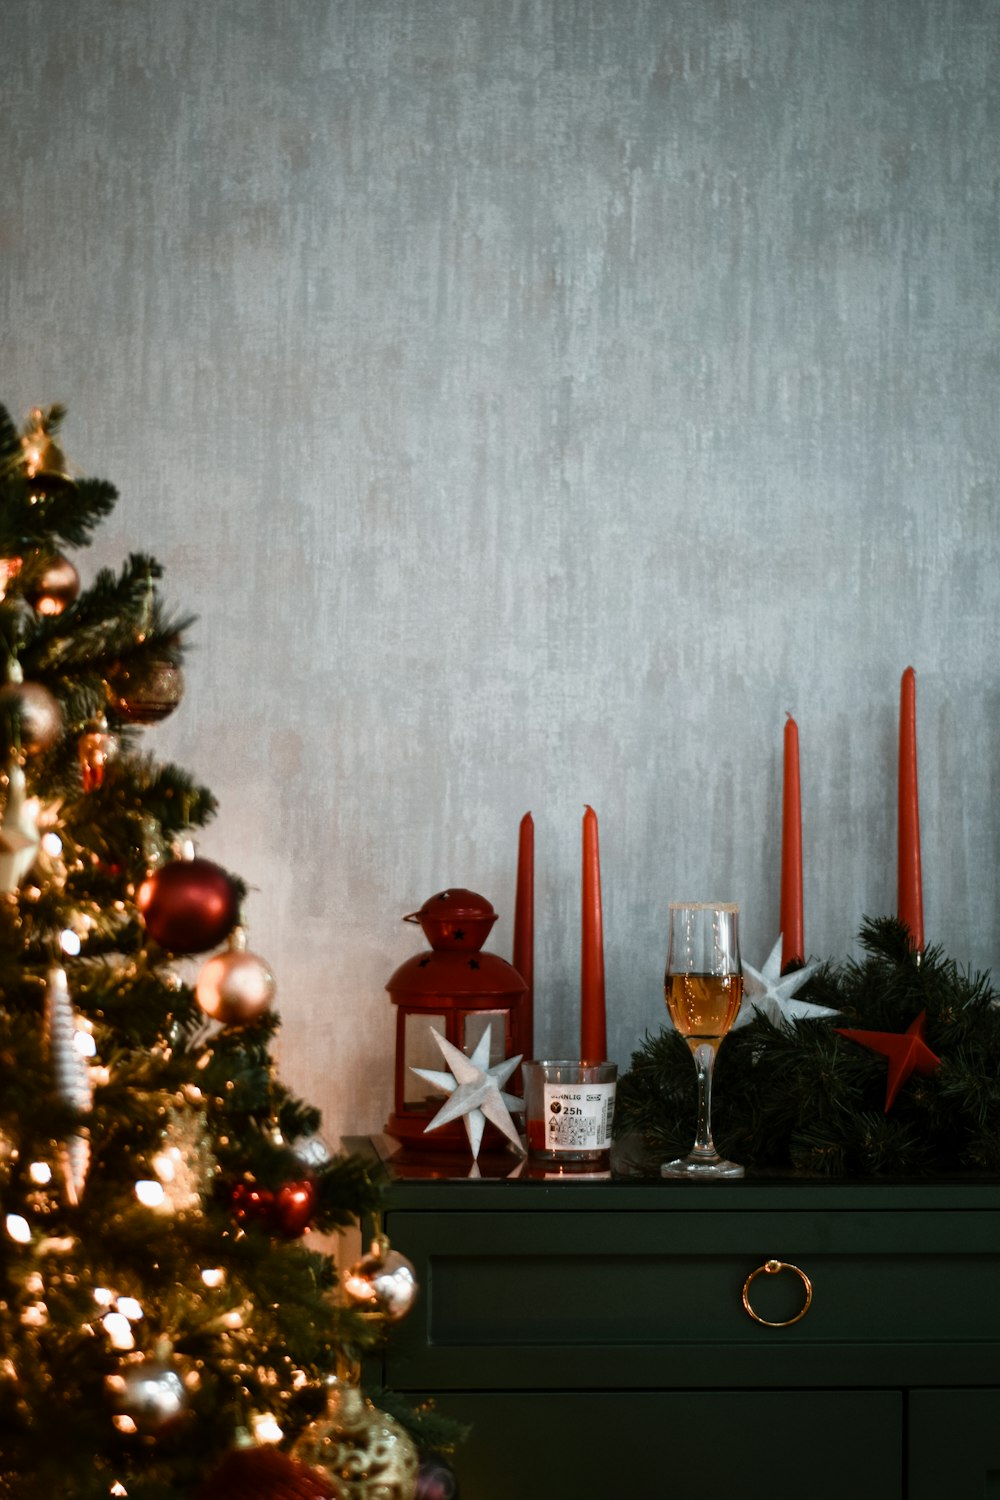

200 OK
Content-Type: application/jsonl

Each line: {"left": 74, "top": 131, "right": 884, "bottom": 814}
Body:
{"left": 412, "top": 1025, "right": 525, "bottom": 1159}
{"left": 734, "top": 934, "right": 838, "bottom": 1029}
{"left": 0, "top": 761, "right": 41, "bottom": 893}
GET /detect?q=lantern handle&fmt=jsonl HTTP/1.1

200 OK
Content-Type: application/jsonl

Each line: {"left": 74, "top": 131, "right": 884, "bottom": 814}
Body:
{"left": 403, "top": 912, "right": 421, "bottom": 924}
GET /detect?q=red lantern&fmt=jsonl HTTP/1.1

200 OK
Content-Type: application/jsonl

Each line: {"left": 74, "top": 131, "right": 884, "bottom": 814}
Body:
{"left": 384, "top": 889, "right": 529, "bottom": 1152}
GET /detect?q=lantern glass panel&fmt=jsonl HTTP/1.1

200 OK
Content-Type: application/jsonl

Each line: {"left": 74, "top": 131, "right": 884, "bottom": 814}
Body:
{"left": 463, "top": 1010, "right": 508, "bottom": 1064}
{"left": 403, "top": 1013, "right": 447, "bottom": 1106}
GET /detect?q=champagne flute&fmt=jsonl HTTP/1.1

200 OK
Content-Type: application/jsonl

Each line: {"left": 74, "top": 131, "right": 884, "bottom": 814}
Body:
{"left": 661, "top": 901, "right": 744, "bottom": 1180}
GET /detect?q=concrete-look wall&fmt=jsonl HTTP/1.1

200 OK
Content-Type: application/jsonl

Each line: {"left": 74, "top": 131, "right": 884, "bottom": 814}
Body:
{"left": 3, "top": 0, "right": 998, "bottom": 1145}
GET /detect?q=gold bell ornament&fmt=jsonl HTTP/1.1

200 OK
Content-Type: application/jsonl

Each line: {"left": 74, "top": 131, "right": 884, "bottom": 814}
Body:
{"left": 21, "top": 407, "right": 75, "bottom": 495}
{"left": 291, "top": 1375, "right": 419, "bottom": 1500}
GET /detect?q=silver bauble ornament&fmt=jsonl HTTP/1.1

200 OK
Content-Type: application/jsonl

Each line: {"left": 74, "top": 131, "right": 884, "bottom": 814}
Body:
{"left": 342, "top": 1239, "right": 419, "bottom": 1323}
{"left": 291, "top": 1379, "right": 418, "bottom": 1500}
{"left": 113, "top": 1357, "right": 188, "bottom": 1434}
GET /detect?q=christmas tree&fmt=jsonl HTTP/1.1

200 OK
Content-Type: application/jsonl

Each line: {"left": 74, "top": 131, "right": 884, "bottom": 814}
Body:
{"left": 0, "top": 404, "right": 411, "bottom": 1497}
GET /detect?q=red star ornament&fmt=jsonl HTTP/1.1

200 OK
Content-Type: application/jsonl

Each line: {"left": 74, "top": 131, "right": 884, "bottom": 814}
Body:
{"left": 835, "top": 1009, "right": 941, "bottom": 1112}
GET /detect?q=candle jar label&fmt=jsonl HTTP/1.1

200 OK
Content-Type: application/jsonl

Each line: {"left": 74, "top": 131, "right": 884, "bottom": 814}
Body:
{"left": 542, "top": 1081, "right": 615, "bottom": 1151}
{"left": 522, "top": 1060, "right": 617, "bottom": 1166}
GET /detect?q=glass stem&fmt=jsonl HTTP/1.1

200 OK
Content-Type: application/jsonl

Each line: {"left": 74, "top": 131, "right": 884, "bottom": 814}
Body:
{"left": 690, "top": 1041, "right": 720, "bottom": 1160}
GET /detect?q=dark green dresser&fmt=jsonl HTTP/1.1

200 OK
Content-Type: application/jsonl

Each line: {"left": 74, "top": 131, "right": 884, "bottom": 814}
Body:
{"left": 353, "top": 1139, "right": 1000, "bottom": 1498}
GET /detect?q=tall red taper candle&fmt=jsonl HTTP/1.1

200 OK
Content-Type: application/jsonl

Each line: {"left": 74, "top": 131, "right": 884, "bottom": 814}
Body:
{"left": 512, "top": 811, "right": 534, "bottom": 1056}
{"left": 581, "top": 804, "right": 607, "bottom": 1062}
{"left": 897, "top": 666, "right": 924, "bottom": 951}
{"left": 780, "top": 714, "right": 804, "bottom": 973}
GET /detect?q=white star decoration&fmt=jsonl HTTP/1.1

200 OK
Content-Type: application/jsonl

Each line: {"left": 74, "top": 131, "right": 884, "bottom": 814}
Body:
{"left": 734, "top": 935, "right": 838, "bottom": 1029}
{"left": 0, "top": 761, "right": 41, "bottom": 894}
{"left": 412, "top": 1025, "right": 525, "bottom": 1160}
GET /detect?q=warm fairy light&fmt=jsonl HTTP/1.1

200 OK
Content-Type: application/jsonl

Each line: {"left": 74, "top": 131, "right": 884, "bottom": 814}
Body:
{"left": 94, "top": 1287, "right": 115, "bottom": 1307}
{"left": 135, "top": 1180, "right": 166, "bottom": 1208}
{"left": 60, "top": 928, "right": 81, "bottom": 955}
{"left": 42, "top": 833, "right": 63, "bottom": 858}
{"left": 29, "top": 1161, "right": 52, "bottom": 1184}
{"left": 221, "top": 1309, "right": 243, "bottom": 1329}
{"left": 110, "top": 1483, "right": 128, "bottom": 1496}
{"left": 22, "top": 1302, "right": 48, "bottom": 1327}
{"left": 74, "top": 1030, "right": 97, "bottom": 1058}
{"left": 102, "top": 1312, "right": 134, "bottom": 1349}
{"left": 252, "top": 1412, "right": 283, "bottom": 1444}
{"left": 291, "top": 1369, "right": 309, "bottom": 1389}
{"left": 201, "top": 1268, "right": 225, "bottom": 1288}
{"left": 112, "top": 1415, "right": 138, "bottom": 1435}
{"left": 117, "top": 1297, "right": 143, "bottom": 1322}
{"left": 153, "top": 1148, "right": 179, "bottom": 1182}
{"left": 6, "top": 1214, "right": 31, "bottom": 1244}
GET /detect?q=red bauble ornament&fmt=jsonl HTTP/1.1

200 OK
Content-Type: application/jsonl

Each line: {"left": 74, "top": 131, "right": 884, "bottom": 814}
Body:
{"left": 835, "top": 1009, "right": 941, "bottom": 1112}
{"left": 197, "top": 1444, "right": 340, "bottom": 1500}
{"left": 137, "top": 857, "right": 241, "bottom": 955}
{"left": 232, "top": 1175, "right": 317, "bottom": 1238}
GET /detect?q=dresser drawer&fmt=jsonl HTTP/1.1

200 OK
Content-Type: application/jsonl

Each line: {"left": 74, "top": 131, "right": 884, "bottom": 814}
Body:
{"left": 383, "top": 1205, "right": 1000, "bottom": 1390}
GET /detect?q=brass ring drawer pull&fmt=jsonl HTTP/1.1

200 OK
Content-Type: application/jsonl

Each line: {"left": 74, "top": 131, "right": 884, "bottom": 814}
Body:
{"left": 742, "top": 1258, "right": 813, "bottom": 1327}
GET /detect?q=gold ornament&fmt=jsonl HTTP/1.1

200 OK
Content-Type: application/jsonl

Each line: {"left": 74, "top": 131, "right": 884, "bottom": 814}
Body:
{"left": 196, "top": 927, "right": 276, "bottom": 1026}
{"left": 148, "top": 1106, "right": 216, "bottom": 1214}
{"left": 0, "top": 759, "right": 41, "bottom": 892}
{"left": 291, "top": 1378, "right": 418, "bottom": 1500}
{"left": 43, "top": 965, "right": 93, "bottom": 1204}
{"left": 21, "top": 408, "right": 75, "bottom": 495}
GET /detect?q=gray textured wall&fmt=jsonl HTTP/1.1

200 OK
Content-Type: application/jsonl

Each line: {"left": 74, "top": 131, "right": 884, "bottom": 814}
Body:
{"left": 3, "top": 0, "right": 999, "bottom": 1144}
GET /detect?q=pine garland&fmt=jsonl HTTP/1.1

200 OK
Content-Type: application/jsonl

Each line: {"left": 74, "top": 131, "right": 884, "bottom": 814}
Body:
{"left": 615, "top": 917, "right": 1000, "bottom": 1177}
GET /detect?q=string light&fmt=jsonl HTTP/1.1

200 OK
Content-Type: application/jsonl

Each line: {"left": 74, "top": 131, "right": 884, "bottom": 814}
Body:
{"left": 102, "top": 1312, "right": 134, "bottom": 1350}
{"left": 201, "top": 1268, "right": 225, "bottom": 1288}
{"left": 135, "top": 1180, "right": 166, "bottom": 1209}
{"left": 6, "top": 1214, "right": 31, "bottom": 1244}
{"left": 252, "top": 1412, "right": 283, "bottom": 1444}
{"left": 28, "top": 1161, "right": 52, "bottom": 1184}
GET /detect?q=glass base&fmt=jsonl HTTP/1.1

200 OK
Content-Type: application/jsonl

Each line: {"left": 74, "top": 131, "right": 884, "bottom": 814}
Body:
{"left": 661, "top": 1152, "right": 744, "bottom": 1180}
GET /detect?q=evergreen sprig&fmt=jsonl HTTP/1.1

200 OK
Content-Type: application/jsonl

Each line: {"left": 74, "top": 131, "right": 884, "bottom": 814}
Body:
{"left": 615, "top": 917, "right": 1000, "bottom": 1177}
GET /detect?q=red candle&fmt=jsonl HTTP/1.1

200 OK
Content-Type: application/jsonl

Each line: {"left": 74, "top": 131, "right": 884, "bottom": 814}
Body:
{"left": 512, "top": 811, "right": 534, "bottom": 1057}
{"left": 780, "top": 715, "right": 804, "bottom": 973}
{"left": 580, "top": 805, "right": 606, "bottom": 1062}
{"left": 897, "top": 666, "right": 924, "bottom": 951}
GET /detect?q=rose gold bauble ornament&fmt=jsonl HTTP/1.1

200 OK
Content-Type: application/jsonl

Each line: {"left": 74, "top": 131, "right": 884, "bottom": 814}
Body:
{"left": 24, "top": 552, "right": 81, "bottom": 616}
{"left": 0, "top": 667, "right": 62, "bottom": 753}
{"left": 107, "top": 652, "right": 184, "bottom": 724}
{"left": 196, "top": 929, "right": 276, "bottom": 1025}
{"left": 137, "top": 856, "right": 241, "bottom": 954}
